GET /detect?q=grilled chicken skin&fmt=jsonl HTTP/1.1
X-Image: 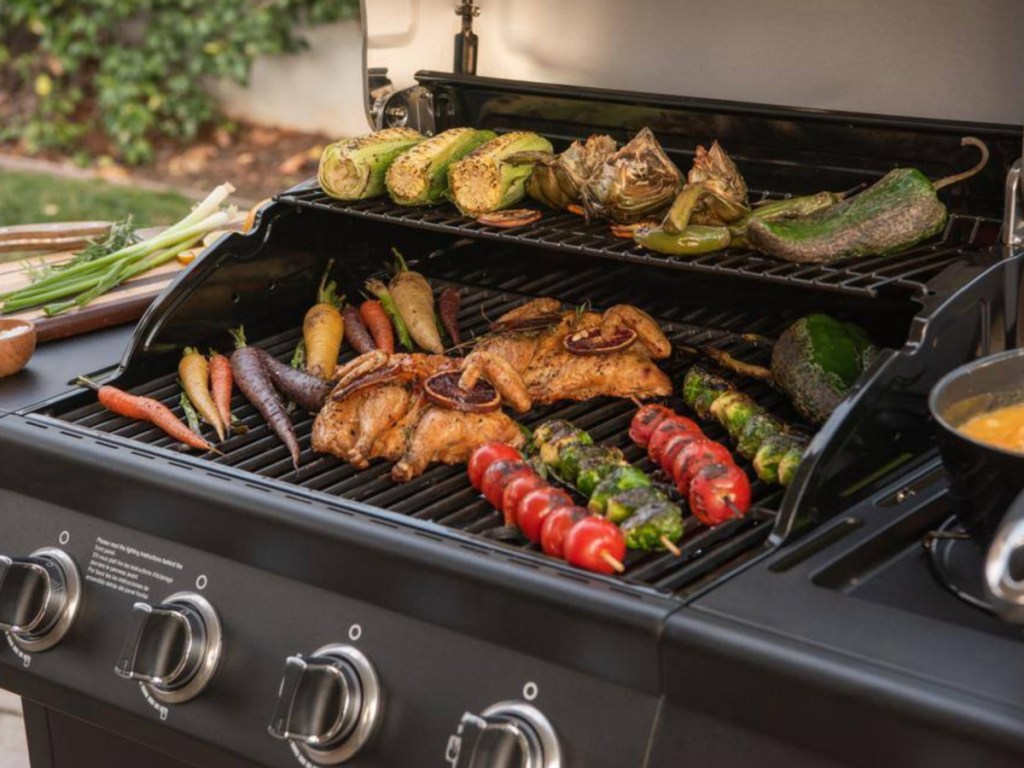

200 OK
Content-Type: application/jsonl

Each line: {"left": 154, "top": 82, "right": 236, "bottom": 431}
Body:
{"left": 312, "top": 351, "right": 528, "bottom": 480}
{"left": 474, "top": 299, "right": 673, "bottom": 403}
{"left": 311, "top": 299, "right": 671, "bottom": 479}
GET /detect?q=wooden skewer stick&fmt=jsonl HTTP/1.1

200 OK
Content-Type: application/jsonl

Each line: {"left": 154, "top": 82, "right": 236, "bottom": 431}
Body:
{"left": 600, "top": 551, "right": 625, "bottom": 573}
{"left": 661, "top": 536, "right": 682, "bottom": 557}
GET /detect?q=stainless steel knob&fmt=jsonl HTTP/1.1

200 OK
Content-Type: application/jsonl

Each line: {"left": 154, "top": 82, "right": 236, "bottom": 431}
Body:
{"left": 454, "top": 702, "right": 561, "bottom": 768}
{"left": 0, "top": 547, "right": 81, "bottom": 652}
{"left": 269, "top": 644, "right": 382, "bottom": 765}
{"left": 115, "top": 592, "right": 222, "bottom": 704}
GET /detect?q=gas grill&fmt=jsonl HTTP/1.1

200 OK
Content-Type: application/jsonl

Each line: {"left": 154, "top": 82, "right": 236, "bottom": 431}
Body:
{"left": 1, "top": 2, "right": 1024, "bottom": 767}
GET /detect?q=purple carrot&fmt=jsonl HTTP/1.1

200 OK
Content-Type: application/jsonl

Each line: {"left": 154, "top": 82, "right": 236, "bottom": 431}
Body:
{"left": 229, "top": 328, "right": 301, "bottom": 468}
{"left": 439, "top": 287, "right": 461, "bottom": 347}
{"left": 342, "top": 305, "right": 377, "bottom": 354}
{"left": 254, "top": 347, "right": 332, "bottom": 412}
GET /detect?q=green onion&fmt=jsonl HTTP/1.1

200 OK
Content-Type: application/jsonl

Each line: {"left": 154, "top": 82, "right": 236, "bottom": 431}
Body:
{"left": 0, "top": 184, "right": 235, "bottom": 315}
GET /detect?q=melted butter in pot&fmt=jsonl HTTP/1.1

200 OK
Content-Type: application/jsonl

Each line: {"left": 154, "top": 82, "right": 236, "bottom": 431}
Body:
{"left": 959, "top": 403, "right": 1024, "bottom": 453}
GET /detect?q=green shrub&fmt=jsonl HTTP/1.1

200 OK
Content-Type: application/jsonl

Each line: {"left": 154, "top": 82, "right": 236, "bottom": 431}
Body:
{"left": 0, "top": 0, "right": 359, "bottom": 164}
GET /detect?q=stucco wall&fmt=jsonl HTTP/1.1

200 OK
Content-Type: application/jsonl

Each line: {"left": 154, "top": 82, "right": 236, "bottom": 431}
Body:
{"left": 209, "top": 20, "right": 369, "bottom": 139}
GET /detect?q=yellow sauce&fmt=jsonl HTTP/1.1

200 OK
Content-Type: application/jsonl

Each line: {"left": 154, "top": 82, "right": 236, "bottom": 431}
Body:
{"left": 959, "top": 403, "right": 1024, "bottom": 453}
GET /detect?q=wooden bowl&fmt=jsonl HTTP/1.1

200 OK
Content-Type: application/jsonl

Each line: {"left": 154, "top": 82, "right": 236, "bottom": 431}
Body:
{"left": 0, "top": 319, "right": 36, "bottom": 377}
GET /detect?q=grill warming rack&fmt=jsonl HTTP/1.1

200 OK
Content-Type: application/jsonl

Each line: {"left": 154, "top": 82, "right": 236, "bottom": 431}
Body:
{"left": 48, "top": 260, "right": 804, "bottom": 598}
{"left": 278, "top": 188, "right": 1001, "bottom": 300}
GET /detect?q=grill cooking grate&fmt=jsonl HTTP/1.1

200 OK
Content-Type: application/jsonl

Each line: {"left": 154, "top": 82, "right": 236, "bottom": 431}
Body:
{"left": 51, "top": 262, "right": 809, "bottom": 598}
{"left": 277, "top": 187, "right": 999, "bottom": 300}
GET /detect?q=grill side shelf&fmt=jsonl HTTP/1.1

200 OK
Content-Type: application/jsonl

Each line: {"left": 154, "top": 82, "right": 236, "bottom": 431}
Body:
{"left": 276, "top": 188, "right": 1000, "bottom": 300}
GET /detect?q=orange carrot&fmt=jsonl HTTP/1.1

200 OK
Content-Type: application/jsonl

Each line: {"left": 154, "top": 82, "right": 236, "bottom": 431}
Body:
{"left": 359, "top": 299, "right": 394, "bottom": 353}
{"left": 209, "top": 351, "right": 233, "bottom": 431}
{"left": 179, "top": 348, "right": 225, "bottom": 441}
{"left": 79, "top": 378, "right": 217, "bottom": 453}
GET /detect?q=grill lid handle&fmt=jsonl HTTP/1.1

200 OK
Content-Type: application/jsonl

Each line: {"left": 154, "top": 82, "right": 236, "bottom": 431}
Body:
{"left": 985, "top": 497, "right": 1024, "bottom": 623}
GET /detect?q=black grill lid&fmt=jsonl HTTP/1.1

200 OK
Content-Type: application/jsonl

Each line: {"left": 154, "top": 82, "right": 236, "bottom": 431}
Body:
{"left": 362, "top": 0, "right": 1024, "bottom": 126}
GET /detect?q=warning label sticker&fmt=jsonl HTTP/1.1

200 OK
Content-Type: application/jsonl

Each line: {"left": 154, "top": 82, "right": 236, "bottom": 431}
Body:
{"left": 85, "top": 536, "right": 183, "bottom": 601}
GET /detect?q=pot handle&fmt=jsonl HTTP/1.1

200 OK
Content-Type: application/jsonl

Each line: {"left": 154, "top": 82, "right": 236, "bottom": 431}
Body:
{"left": 985, "top": 496, "right": 1024, "bottom": 623}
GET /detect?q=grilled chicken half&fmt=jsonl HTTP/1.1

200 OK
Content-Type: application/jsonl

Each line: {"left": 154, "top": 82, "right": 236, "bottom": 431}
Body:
{"left": 311, "top": 351, "right": 528, "bottom": 480}
{"left": 470, "top": 298, "right": 673, "bottom": 403}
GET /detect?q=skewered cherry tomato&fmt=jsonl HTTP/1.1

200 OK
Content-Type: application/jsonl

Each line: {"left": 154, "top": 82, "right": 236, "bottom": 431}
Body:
{"left": 518, "top": 487, "right": 574, "bottom": 543}
{"left": 481, "top": 459, "right": 532, "bottom": 509}
{"left": 659, "top": 432, "right": 704, "bottom": 475}
{"left": 648, "top": 419, "right": 703, "bottom": 465}
{"left": 629, "top": 404, "right": 676, "bottom": 448}
{"left": 563, "top": 516, "right": 627, "bottom": 574}
{"left": 468, "top": 443, "right": 521, "bottom": 489}
{"left": 671, "top": 439, "right": 735, "bottom": 493}
{"left": 501, "top": 473, "right": 545, "bottom": 526}
{"left": 689, "top": 463, "right": 752, "bottom": 526}
{"left": 540, "top": 505, "right": 589, "bottom": 557}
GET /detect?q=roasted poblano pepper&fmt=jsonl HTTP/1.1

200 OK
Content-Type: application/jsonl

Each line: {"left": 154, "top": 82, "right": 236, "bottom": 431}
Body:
{"left": 604, "top": 486, "right": 667, "bottom": 525}
{"left": 588, "top": 467, "right": 652, "bottom": 515}
{"left": 746, "top": 137, "right": 988, "bottom": 263}
{"left": 771, "top": 314, "right": 877, "bottom": 425}
{"left": 621, "top": 501, "right": 685, "bottom": 551}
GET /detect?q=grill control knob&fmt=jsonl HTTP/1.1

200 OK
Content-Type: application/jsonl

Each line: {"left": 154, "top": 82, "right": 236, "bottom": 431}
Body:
{"left": 453, "top": 702, "right": 561, "bottom": 768}
{"left": 269, "top": 644, "right": 382, "bottom": 765}
{"left": 115, "top": 592, "right": 222, "bottom": 704}
{"left": 0, "top": 548, "right": 81, "bottom": 652}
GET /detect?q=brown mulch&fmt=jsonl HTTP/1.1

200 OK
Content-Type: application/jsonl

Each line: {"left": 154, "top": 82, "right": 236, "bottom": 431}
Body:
{"left": 1, "top": 120, "right": 337, "bottom": 202}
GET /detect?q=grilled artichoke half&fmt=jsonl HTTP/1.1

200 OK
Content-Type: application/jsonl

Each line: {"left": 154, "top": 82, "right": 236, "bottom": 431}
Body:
{"left": 512, "top": 134, "right": 619, "bottom": 210}
{"left": 448, "top": 132, "right": 555, "bottom": 216}
{"left": 663, "top": 141, "right": 750, "bottom": 233}
{"left": 581, "top": 128, "right": 683, "bottom": 224}
{"left": 318, "top": 127, "right": 425, "bottom": 201}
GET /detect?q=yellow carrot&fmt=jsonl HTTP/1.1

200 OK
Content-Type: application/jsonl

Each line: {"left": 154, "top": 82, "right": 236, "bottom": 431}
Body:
{"left": 304, "top": 260, "right": 345, "bottom": 379}
{"left": 178, "top": 347, "right": 225, "bottom": 441}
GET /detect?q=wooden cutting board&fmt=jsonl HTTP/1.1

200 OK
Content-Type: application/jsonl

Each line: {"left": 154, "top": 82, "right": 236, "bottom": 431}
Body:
{"left": 0, "top": 243, "right": 189, "bottom": 343}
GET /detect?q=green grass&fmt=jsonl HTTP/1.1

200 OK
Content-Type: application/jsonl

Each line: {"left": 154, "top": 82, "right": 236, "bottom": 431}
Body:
{"left": 0, "top": 170, "right": 191, "bottom": 229}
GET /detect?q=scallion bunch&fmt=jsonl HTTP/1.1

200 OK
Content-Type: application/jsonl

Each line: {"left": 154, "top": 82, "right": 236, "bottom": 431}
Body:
{"left": 1, "top": 183, "right": 238, "bottom": 317}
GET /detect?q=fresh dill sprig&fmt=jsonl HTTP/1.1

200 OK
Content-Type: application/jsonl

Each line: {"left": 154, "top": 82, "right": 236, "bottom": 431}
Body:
{"left": 60, "top": 215, "right": 139, "bottom": 272}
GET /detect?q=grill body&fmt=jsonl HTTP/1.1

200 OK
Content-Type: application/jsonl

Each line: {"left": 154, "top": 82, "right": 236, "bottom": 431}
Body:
{"left": 1, "top": 75, "right": 1022, "bottom": 767}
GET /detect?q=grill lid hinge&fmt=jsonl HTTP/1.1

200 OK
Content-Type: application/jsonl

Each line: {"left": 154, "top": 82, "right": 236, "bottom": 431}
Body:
{"left": 454, "top": 1, "right": 480, "bottom": 76}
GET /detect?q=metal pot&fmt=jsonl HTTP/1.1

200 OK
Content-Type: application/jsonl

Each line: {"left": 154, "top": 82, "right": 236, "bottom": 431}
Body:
{"left": 930, "top": 348, "right": 1024, "bottom": 621}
